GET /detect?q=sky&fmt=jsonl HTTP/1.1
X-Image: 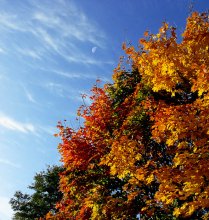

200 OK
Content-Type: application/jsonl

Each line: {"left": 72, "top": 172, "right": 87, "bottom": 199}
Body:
{"left": 0, "top": 0, "right": 208, "bottom": 219}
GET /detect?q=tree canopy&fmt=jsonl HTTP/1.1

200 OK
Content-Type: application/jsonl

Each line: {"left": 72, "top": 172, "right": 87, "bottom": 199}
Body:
{"left": 46, "top": 12, "right": 209, "bottom": 219}
{"left": 10, "top": 165, "right": 63, "bottom": 220}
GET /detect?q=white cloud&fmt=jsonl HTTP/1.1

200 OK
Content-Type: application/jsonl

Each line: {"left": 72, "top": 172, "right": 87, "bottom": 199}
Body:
{"left": 53, "top": 70, "right": 82, "bottom": 79}
{"left": 34, "top": 27, "right": 60, "bottom": 52}
{"left": 32, "top": 1, "right": 105, "bottom": 47}
{"left": 26, "top": 91, "right": 36, "bottom": 103}
{"left": 33, "top": 12, "right": 56, "bottom": 25}
{"left": 64, "top": 53, "right": 114, "bottom": 66}
{"left": 0, "top": 13, "right": 22, "bottom": 31}
{"left": 0, "top": 114, "right": 35, "bottom": 133}
{"left": 0, "top": 1, "right": 112, "bottom": 66}
{"left": 39, "top": 125, "right": 57, "bottom": 136}
{"left": 0, "top": 158, "right": 21, "bottom": 168}
{"left": 53, "top": 70, "right": 110, "bottom": 82}
{"left": 0, "top": 47, "right": 5, "bottom": 53}
{"left": 0, "top": 197, "right": 13, "bottom": 220}
{"left": 22, "top": 86, "right": 37, "bottom": 104}
{"left": 17, "top": 47, "right": 42, "bottom": 60}
{"left": 45, "top": 82, "right": 65, "bottom": 97}
{"left": 28, "top": 0, "right": 106, "bottom": 60}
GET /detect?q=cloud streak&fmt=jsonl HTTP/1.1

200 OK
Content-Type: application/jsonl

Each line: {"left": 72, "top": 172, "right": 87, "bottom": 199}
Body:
{"left": 44, "top": 82, "right": 65, "bottom": 97}
{"left": 32, "top": 2, "right": 106, "bottom": 47}
{"left": 21, "top": 86, "right": 38, "bottom": 104}
{"left": 0, "top": 114, "right": 35, "bottom": 133}
{"left": 0, "top": 13, "right": 24, "bottom": 31}
{"left": 52, "top": 70, "right": 111, "bottom": 82}
{"left": 0, "top": 158, "right": 21, "bottom": 168}
{"left": 0, "top": 0, "right": 110, "bottom": 66}
{"left": 17, "top": 47, "right": 42, "bottom": 60}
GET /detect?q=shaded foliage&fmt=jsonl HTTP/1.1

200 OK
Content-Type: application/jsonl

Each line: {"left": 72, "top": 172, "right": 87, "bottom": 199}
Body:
{"left": 10, "top": 165, "right": 63, "bottom": 220}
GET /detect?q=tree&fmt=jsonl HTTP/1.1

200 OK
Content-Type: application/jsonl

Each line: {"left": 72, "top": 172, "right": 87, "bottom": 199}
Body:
{"left": 10, "top": 165, "right": 64, "bottom": 220}
{"left": 48, "top": 12, "right": 209, "bottom": 219}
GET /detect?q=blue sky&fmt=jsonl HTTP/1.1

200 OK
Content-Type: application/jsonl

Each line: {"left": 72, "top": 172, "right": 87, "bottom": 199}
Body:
{"left": 0, "top": 0, "right": 208, "bottom": 219}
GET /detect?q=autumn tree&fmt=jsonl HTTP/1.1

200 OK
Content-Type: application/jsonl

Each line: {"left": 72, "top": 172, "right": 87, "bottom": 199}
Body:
{"left": 48, "top": 12, "right": 209, "bottom": 219}
{"left": 10, "top": 165, "right": 63, "bottom": 220}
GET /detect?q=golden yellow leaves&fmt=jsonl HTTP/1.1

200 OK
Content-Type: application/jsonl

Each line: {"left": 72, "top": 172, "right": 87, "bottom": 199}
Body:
{"left": 173, "top": 203, "right": 196, "bottom": 217}
{"left": 151, "top": 98, "right": 209, "bottom": 150}
{"left": 123, "top": 12, "right": 209, "bottom": 98}
{"left": 146, "top": 173, "right": 154, "bottom": 184}
{"left": 183, "top": 181, "right": 200, "bottom": 196}
{"left": 100, "top": 136, "right": 142, "bottom": 179}
{"left": 182, "top": 12, "right": 209, "bottom": 40}
{"left": 155, "top": 156, "right": 209, "bottom": 217}
{"left": 192, "top": 66, "right": 209, "bottom": 96}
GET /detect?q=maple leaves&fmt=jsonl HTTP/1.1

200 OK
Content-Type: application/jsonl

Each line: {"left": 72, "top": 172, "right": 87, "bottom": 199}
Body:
{"left": 47, "top": 12, "right": 209, "bottom": 219}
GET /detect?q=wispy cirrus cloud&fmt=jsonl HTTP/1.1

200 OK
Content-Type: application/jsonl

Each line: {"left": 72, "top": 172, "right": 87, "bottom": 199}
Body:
{"left": 25, "top": 90, "right": 37, "bottom": 104}
{"left": 21, "top": 85, "right": 38, "bottom": 104}
{"left": 0, "top": 114, "right": 35, "bottom": 133}
{"left": 0, "top": 13, "right": 23, "bottom": 31}
{"left": 25, "top": 91, "right": 37, "bottom": 103}
{"left": 53, "top": 70, "right": 110, "bottom": 82}
{"left": 17, "top": 47, "right": 42, "bottom": 60}
{"left": 0, "top": 0, "right": 112, "bottom": 66}
{"left": 33, "top": 27, "right": 60, "bottom": 52}
{"left": 64, "top": 53, "right": 114, "bottom": 66}
{"left": 31, "top": 1, "right": 105, "bottom": 47}
{"left": 0, "top": 158, "right": 21, "bottom": 168}
{"left": 42, "top": 80, "right": 92, "bottom": 102}
{"left": 44, "top": 82, "right": 65, "bottom": 97}
{"left": 53, "top": 70, "right": 83, "bottom": 79}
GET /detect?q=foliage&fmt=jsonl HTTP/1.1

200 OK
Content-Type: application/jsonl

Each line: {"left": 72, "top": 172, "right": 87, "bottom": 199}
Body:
{"left": 10, "top": 165, "right": 64, "bottom": 220}
{"left": 48, "top": 12, "right": 209, "bottom": 219}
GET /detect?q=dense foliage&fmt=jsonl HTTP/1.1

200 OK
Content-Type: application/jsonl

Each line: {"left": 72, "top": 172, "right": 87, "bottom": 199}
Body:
{"left": 10, "top": 165, "right": 63, "bottom": 220}
{"left": 47, "top": 12, "right": 209, "bottom": 219}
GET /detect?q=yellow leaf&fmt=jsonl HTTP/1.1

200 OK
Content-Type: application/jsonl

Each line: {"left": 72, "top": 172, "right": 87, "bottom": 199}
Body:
{"left": 173, "top": 208, "right": 181, "bottom": 217}
{"left": 146, "top": 174, "right": 154, "bottom": 184}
